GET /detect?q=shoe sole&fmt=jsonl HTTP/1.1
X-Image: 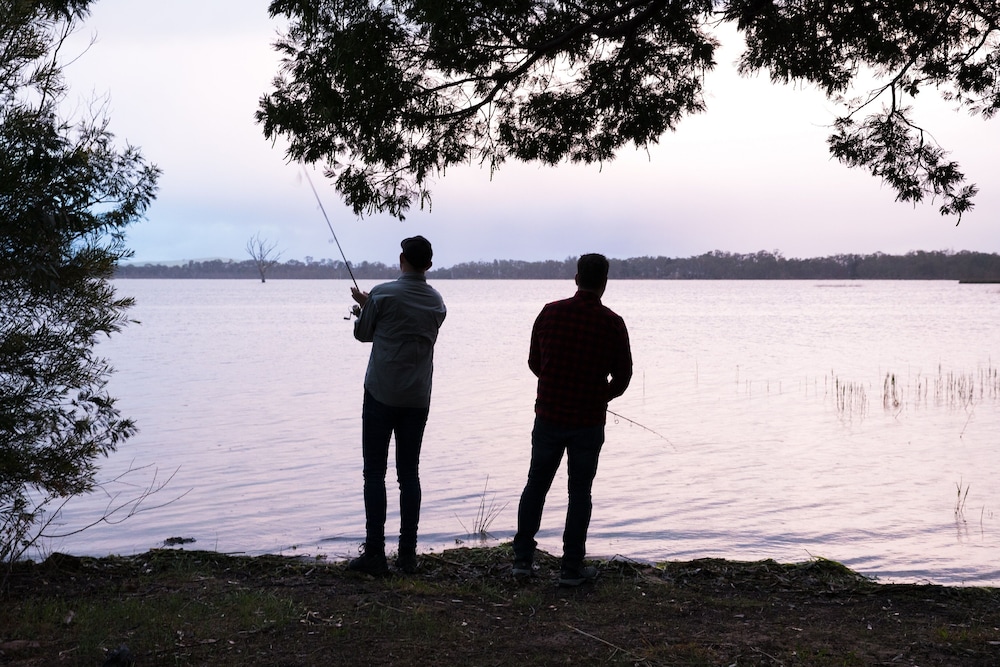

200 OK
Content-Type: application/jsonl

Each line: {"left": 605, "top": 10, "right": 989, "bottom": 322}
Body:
{"left": 558, "top": 572, "right": 598, "bottom": 587}
{"left": 558, "top": 578, "right": 590, "bottom": 586}
{"left": 348, "top": 563, "right": 389, "bottom": 576}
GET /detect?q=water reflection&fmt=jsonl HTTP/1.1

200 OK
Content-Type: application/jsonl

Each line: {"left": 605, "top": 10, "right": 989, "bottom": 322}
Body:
{"left": 43, "top": 280, "right": 1000, "bottom": 586}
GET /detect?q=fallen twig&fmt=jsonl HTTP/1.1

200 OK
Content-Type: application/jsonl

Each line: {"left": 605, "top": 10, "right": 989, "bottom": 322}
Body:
{"left": 565, "top": 623, "right": 653, "bottom": 665}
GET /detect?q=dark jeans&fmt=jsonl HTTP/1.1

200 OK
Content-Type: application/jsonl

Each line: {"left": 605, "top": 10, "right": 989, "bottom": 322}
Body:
{"left": 361, "top": 390, "right": 429, "bottom": 552}
{"left": 513, "top": 417, "right": 605, "bottom": 567}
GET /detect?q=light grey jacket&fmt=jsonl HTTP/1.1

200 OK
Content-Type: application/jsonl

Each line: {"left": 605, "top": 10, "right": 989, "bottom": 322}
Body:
{"left": 353, "top": 272, "right": 447, "bottom": 408}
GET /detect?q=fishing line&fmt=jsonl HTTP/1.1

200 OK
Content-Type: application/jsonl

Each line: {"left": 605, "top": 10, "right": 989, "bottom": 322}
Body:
{"left": 302, "top": 166, "right": 359, "bottom": 292}
{"left": 607, "top": 409, "right": 677, "bottom": 450}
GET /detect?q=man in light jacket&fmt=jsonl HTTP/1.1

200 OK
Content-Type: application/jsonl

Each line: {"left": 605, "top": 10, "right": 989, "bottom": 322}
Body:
{"left": 348, "top": 236, "right": 447, "bottom": 575}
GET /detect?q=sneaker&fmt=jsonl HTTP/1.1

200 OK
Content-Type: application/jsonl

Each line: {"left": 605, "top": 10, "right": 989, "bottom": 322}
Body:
{"left": 559, "top": 564, "right": 598, "bottom": 587}
{"left": 348, "top": 545, "right": 389, "bottom": 576}
{"left": 512, "top": 560, "right": 534, "bottom": 578}
{"left": 395, "top": 550, "right": 418, "bottom": 574}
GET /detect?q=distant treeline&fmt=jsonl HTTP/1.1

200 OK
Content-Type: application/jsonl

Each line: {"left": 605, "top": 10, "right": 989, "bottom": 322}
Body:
{"left": 115, "top": 250, "right": 1000, "bottom": 281}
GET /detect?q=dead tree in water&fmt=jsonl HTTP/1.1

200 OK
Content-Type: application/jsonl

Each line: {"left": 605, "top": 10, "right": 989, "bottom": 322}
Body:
{"left": 246, "top": 233, "right": 282, "bottom": 282}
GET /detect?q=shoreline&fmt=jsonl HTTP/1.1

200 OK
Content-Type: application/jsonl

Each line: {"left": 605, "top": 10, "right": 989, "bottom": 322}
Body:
{"left": 5, "top": 545, "right": 999, "bottom": 665}
{"left": 16, "top": 543, "right": 1000, "bottom": 590}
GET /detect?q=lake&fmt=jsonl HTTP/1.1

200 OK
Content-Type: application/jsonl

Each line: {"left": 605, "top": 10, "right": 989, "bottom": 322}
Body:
{"left": 46, "top": 279, "right": 1000, "bottom": 586}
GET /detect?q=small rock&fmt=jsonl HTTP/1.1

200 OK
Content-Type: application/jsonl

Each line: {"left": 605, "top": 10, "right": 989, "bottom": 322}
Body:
{"left": 102, "top": 643, "right": 134, "bottom": 666}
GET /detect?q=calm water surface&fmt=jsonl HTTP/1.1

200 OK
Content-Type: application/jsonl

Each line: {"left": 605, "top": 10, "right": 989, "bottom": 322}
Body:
{"left": 48, "top": 280, "right": 1000, "bottom": 586}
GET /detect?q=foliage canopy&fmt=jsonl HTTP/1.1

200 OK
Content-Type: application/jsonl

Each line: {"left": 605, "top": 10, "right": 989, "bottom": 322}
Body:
{"left": 1, "top": 0, "right": 159, "bottom": 563}
{"left": 258, "top": 0, "right": 997, "bottom": 220}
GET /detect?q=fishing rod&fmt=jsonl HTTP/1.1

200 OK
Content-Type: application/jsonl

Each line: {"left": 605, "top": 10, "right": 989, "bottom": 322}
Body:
{"left": 302, "top": 167, "right": 361, "bottom": 319}
{"left": 607, "top": 409, "right": 677, "bottom": 450}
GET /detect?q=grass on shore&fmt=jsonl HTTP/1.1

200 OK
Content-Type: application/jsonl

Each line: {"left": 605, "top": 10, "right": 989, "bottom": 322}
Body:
{"left": 2, "top": 544, "right": 999, "bottom": 666}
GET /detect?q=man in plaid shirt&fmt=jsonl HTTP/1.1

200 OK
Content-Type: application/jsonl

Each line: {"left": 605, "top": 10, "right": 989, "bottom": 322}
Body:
{"left": 512, "top": 253, "right": 632, "bottom": 586}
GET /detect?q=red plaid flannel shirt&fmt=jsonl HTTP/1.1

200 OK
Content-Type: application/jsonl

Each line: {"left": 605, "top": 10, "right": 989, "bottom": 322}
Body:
{"left": 529, "top": 290, "right": 632, "bottom": 427}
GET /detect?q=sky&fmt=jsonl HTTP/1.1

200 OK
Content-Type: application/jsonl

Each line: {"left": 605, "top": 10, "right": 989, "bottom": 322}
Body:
{"left": 62, "top": 1, "right": 1000, "bottom": 267}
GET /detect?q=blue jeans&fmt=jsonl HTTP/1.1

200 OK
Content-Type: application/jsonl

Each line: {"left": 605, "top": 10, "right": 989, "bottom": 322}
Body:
{"left": 513, "top": 417, "right": 605, "bottom": 567}
{"left": 361, "top": 390, "right": 429, "bottom": 551}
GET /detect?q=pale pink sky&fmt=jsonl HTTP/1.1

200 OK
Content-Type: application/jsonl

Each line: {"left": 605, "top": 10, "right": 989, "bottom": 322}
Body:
{"left": 65, "top": 1, "right": 1000, "bottom": 266}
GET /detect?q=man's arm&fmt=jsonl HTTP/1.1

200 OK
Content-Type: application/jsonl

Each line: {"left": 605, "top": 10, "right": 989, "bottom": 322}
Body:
{"left": 607, "top": 320, "right": 632, "bottom": 400}
{"left": 527, "top": 310, "right": 544, "bottom": 377}
{"left": 353, "top": 291, "right": 377, "bottom": 342}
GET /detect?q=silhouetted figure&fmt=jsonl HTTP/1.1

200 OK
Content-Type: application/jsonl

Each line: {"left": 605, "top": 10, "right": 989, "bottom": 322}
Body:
{"left": 348, "top": 236, "right": 446, "bottom": 575}
{"left": 512, "top": 253, "right": 632, "bottom": 586}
